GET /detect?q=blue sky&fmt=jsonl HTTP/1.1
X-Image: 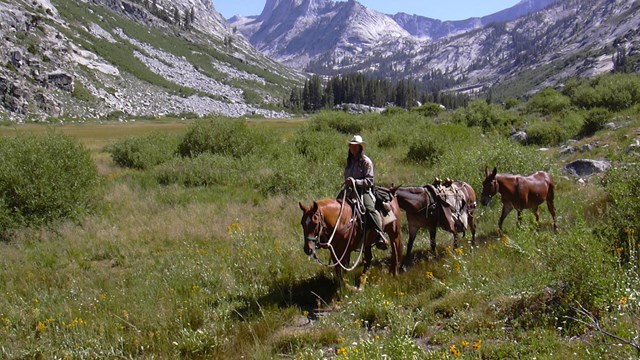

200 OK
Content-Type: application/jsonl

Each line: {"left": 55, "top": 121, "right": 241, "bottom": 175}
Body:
{"left": 214, "top": 0, "right": 522, "bottom": 20}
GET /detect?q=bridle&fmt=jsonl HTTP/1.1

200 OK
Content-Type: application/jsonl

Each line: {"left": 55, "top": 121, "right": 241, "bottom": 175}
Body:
{"left": 304, "top": 180, "right": 366, "bottom": 271}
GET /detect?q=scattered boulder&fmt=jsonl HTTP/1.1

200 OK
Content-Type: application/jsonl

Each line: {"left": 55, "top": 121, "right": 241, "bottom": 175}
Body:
{"left": 46, "top": 71, "right": 74, "bottom": 92}
{"left": 509, "top": 131, "right": 527, "bottom": 143}
{"left": 626, "top": 139, "right": 640, "bottom": 154}
{"left": 564, "top": 159, "right": 611, "bottom": 177}
{"left": 0, "top": 77, "right": 30, "bottom": 114}
{"left": 34, "top": 92, "right": 61, "bottom": 117}
{"left": 10, "top": 49, "right": 24, "bottom": 67}
{"left": 559, "top": 145, "right": 576, "bottom": 155}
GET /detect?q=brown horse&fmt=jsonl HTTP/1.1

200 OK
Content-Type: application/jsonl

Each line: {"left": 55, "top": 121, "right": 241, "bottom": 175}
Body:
{"left": 298, "top": 195, "right": 402, "bottom": 285}
{"left": 391, "top": 181, "right": 476, "bottom": 270}
{"left": 480, "top": 166, "right": 557, "bottom": 233}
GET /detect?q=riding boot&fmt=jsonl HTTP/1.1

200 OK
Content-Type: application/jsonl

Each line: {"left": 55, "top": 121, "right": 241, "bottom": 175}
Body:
{"left": 364, "top": 191, "right": 388, "bottom": 250}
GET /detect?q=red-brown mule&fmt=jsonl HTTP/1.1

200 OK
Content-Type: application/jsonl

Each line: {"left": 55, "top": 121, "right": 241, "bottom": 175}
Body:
{"left": 480, "top": 166, "right": 557, "bottom": 233}
{"left": 299, "top": 197, "right": 402, "bottom": 286}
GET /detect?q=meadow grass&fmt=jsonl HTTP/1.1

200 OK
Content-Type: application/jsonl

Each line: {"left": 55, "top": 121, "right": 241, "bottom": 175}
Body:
{"left": 0, "top": 111, "right": 639, "bottom": 359}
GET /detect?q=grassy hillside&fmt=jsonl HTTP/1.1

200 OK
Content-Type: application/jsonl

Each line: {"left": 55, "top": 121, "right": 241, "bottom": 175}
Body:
{"left": 0, "top": 75, "right": 639, "bottom": 358}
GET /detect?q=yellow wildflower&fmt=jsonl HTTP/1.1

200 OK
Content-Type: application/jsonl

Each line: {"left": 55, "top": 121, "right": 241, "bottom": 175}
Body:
{"left": 473, "top": 340, "right": 482, "bottom": 350}
{"left": 445, "top": 246, "right": 453, "bottom": 255}
{"left": 455, "top": 248, "right": 464, "bottom": 256}
{"left": 461, "top": 340, "right": 470, "bottom": 348}
{"left": 36, "top": 321, "right": 46, "bottom": 333}
{"left": 453, "top": 261, "right": 462, "bottom": 273}
{"left": 449, "top": 344, "right": 461, "bottom": 357}
{"left": 425, "top": 271, "right": 433, "bottom": 279}
{"left": 619, "top": 296, "right": 628, "bottom": 306}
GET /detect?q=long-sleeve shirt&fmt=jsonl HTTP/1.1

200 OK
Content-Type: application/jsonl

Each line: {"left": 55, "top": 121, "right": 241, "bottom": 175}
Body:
{"left": 344, "top": 154, "right": 374, "bottom": 192}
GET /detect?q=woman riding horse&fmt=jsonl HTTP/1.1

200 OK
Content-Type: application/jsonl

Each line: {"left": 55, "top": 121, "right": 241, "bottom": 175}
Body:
{"left": 344, "top": 135, "right": 389, "bottom": 249}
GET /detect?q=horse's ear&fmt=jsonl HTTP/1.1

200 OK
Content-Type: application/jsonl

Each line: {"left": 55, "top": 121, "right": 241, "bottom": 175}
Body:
{"left": 312, "top": 201, "right": 319, "bottom": 212}
{"left": 299, "top": 202, "right": 308, "bottom": 212}
{"left": 484, "top": 166, "right": 489, "bottom": 176}
{"left": 491, "top": 167, "right": 498, "bottom": 177}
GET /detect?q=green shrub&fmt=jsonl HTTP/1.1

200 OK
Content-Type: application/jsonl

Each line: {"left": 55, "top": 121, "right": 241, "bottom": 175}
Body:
{"left": 292, "top": 128, "right": 343, "bottom": 163}
{"left": 308, "top": 111, "right": 365, "bottom": 134}
{"left": 107, "top": 133, "right": 179, "bottom": 170}
{"left": 376, "top": 132, "right": 401, "bottom": 149}
{"left": 537, "top": 229, "right": 619, "bottom": 333}
{"left": 504, "top": 98, "right": 520, "bottom": 110}
{"left": 525, "top": 88, "right": 572, "bottom": 115}
{"left": 451, "top": 100, "right": 518, "bottom": 134}
{"left": 177, "top": 117, "right": 264, "bottom": 158}
{"left": 406, "top": 136, "right": 443, "bottom": 166}
{"left": 382, "top": 106, "right": 407, "bottom": 116}
{"left": 526, "top": 120, "right": 566, "bottom": 146}
{"left": 599, "top": 159, "right": 640, "bottom": 266}
{"left": 580, "top": 108, "right": 610, "bottom": 136}
{"left": 571, "top": 73, "right": 640, "bottom": 111}
{"left": 480, "top": 137, "right": 553, "bottom": 177}
{"left": 410, "top": 102, "right": 444, "bottom": 117}
{"left": 0, "top": 133, "right": 99, "bottom": 233}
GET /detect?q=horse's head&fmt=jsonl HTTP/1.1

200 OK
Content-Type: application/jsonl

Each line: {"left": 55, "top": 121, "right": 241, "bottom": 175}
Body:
{"left": 481, "top": 166, "right": 498, "bottom": 206}
{"left": 299, "top": 201, "right": 324, "bottom": 256}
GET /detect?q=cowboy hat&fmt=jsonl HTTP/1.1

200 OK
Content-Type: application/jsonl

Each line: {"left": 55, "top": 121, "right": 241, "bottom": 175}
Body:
{"left": 348, "top": 135, "right": 365, "bottom": 145}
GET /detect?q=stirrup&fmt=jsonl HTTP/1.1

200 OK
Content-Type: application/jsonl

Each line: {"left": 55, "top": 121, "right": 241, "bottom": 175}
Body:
{"left": 375, "top": 230, "right": 389, "bottom": 250}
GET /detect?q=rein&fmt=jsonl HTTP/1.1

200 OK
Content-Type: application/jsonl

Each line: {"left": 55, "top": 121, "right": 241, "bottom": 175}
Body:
{"left": 311, "top": 179, "right": 366, "bottom": 272}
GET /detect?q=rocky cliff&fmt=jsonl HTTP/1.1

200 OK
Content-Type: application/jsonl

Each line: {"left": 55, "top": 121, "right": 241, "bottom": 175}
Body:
{"left": 0, "top": 0, "right": 303, "bottom": 122}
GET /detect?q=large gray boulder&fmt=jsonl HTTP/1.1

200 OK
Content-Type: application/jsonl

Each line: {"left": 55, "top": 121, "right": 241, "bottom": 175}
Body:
{"left": 564, "top": 159, "right": 611, "bottom": 177}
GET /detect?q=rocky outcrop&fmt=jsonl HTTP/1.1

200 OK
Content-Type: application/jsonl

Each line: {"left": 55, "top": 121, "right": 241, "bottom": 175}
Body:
{"left": 46, "top": 71, "right": 74, "bottom": 92}
{"left": 0, "top": 0, "right": 299, "bottom": 121}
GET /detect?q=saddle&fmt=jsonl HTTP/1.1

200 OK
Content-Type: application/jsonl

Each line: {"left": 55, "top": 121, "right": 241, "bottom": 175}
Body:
{"left": 373, "top": 186, "right": 396, "bottom": 226}
{"left": 337, "top": 186, "right": 397, "bottom": 229}
{"left": 425, "top": 178, "right": 468, "bottom": 233}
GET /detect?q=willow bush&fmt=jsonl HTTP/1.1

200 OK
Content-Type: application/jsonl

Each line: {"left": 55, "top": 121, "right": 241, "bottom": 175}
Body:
{"left": 177, "top": 117, "right": 269, "bottom": 158}
{"left": 0, "top": 133, "right": 99, "bottom": 234}
{"left": 107, "top": 132, "right": 179, "bottom": 170}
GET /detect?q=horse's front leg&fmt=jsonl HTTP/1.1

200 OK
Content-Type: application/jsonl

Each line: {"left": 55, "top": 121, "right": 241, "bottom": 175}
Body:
{"left": 498, "top": 203, "right": 513, "bottom": 233}
{"left": 401, "top": 226, "right": 419, "bottom": 272}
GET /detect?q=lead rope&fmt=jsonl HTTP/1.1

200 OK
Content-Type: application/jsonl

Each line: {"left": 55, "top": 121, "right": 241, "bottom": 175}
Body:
{"left": 313, "top": 178, "right": 366, "bottom": 271}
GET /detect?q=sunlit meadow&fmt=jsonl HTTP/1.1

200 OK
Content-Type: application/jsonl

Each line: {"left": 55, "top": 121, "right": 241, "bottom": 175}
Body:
{"left": 1, "top": 86, "right": 639, "bottom": 358}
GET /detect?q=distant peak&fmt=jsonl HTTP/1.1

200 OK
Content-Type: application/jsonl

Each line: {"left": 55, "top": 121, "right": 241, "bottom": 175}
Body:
{"left": 259, "top": 0, "right": 331, "bottom": 20}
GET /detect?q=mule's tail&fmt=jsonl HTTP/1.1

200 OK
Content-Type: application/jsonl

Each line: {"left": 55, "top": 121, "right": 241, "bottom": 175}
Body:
{"left": 546, "top": 174, "right": 558, "bottom": 232}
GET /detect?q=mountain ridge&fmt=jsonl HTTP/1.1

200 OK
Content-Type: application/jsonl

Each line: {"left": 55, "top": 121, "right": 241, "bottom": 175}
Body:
{"left": 230, "top": 0, "right": 640, "bottom": 98}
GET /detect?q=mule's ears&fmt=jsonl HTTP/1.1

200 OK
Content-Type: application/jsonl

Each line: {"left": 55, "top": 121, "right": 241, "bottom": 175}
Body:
{"left": 484, "top": 166, "right": 498, "bottom": 178}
